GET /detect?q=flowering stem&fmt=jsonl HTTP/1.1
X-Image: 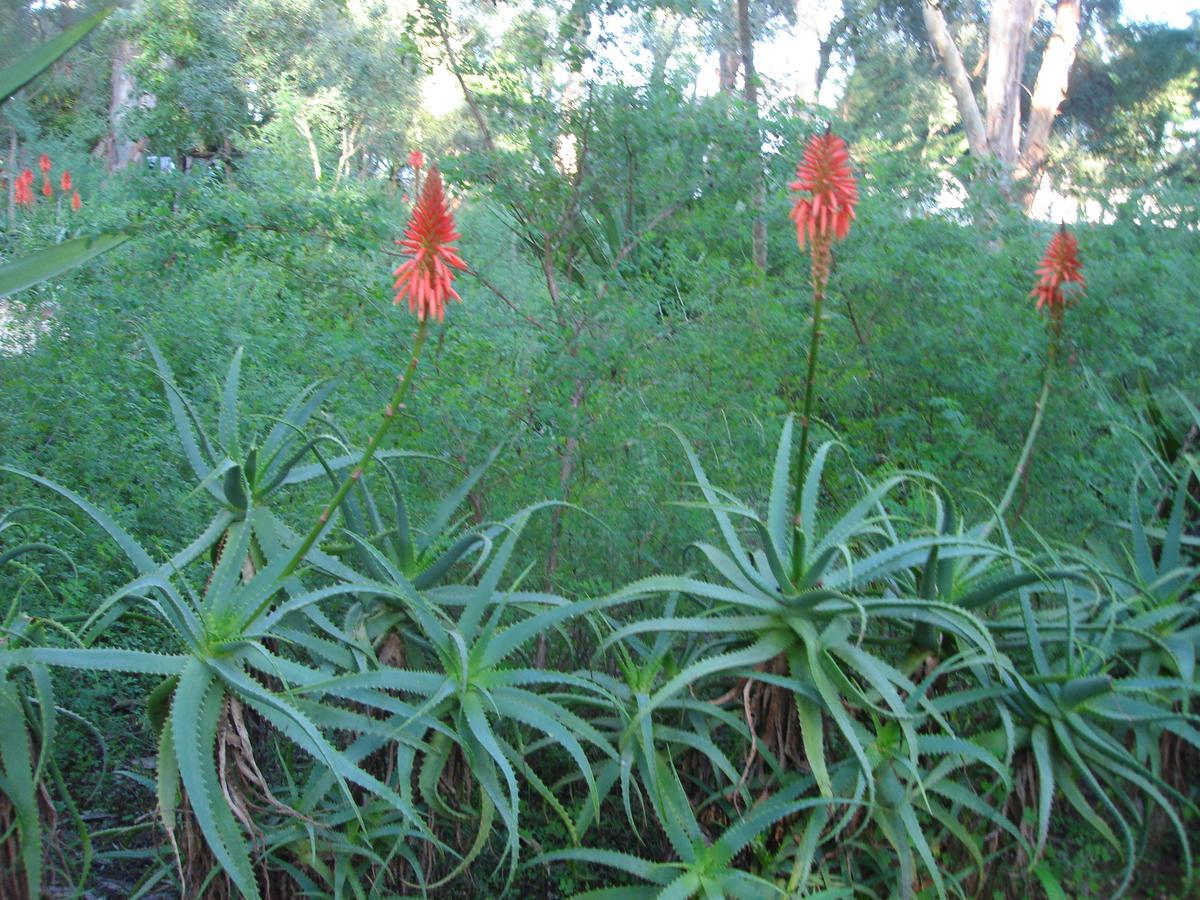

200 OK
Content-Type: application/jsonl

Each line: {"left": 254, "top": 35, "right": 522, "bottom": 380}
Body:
{"left": 791, "top": 243, "right": 830, "bottom": 581}
{"left": 280, "top": 318, "right": 430, "bottom": 578}
{"left": 983, "top": 366, "right": 1053, "bottom": 542}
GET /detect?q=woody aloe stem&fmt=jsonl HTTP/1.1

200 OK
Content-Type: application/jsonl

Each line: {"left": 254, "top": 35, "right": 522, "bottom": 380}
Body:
{"left": 281, "top": 318, "right": 429, "bottom": 577}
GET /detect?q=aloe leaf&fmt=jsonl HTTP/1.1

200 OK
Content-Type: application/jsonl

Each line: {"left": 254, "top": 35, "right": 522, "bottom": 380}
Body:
{"left": 643, "top": 634, "right": 788, "bottom": 721}
{"left": 1160, "top": 468, "right": 1190, "bottom": 574}
{"left": 0, "top": 7, "right": 113, "bottom": 102}
{"left": 0, "top": 679, "right": 41, "bottom": 898}
{"left": 458, "top": 509, "right": 529, "bottom": 641}
{"left": 767, "top": 416, "right": 795, "bottom": 555}
{"left": 1029, "top": 723, "right": 1055, "bottom": 864}
{"left": 18, "top": 647, "right": 188, "bottom": 674}
{"left": 1129, "top": 480, "right": 1155, "bottom": 585}
{"left": 0, "top": 231, "right": 131, "bottom": 297}
{"left": 812, "top": 474, "right": 909, "bottom": 558}
{"left": 281, "top": 449, "right": 438, "bottom": 486}
{"left": 1032, "top": 860, "right": 1068, "bottom": 900}
{"left": 216, "top": 347, "right": 243, "bottom": 454}
{"left": 800, "top": 441, "right": 838, "bottom": 546}
{"left": 533, "top": 848, "right": 672, "bottom": 885}
{"left": 260, "top": 378, "right": 338, "bottom": 465}
{"left": 667, "top": 425, "right": 756, "bottom": 574}
{"left": 650, "top": 752, "right": 702, "bottom": 862}
{"left": 139, "top": 333, "right": 221, "bottom": 489}
{"left": 156, "top": 718, "right": 181, "bottom": 836}
{"left": 420, "top": 444, "right": 500, "bottom": 554}
{"left": 1, "top": 466, "right": 157, "bottom": 573}
{"left": 462, "top": 691, "right": 520, "bottom": 874}
{"left": 412, "top": 531, "right": 486, "bottom": 589}
{"left": 172, "top": 661, "right": 260, "bottom": 898}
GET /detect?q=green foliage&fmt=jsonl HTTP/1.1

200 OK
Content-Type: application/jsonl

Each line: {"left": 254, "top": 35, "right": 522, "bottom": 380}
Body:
{"left": 1, "top": 2, "right": 1199, "bottom": 895}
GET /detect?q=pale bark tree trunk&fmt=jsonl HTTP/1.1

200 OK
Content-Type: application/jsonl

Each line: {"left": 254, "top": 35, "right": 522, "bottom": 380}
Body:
{"left": 815, "top": 14, "right": 849, "bottom": 101}
{"left": 984, "top": 0, "right": 1038, "bottom": 164}
{"left": 718, "top": 1, "right": 741, "bottom": 95}
{"left": 334, "top": 117, "right": 362, "bottom": 183}
{"left": 788, "top": 0, "right": 842, "bottom": 104}
{"left": 736, "top": 0, "right": 767, "bottom": 269}
{"left": 922, "top": 0, "right": 1084, "bottom": 211}
{"left": 96, "top": 39, "right": 145, "bottom": 172}
{"left": 1016, "top": 0, "right": 1082, "bottom": 206}
{"left": 718, "top": 49, "right": 740, "bottom": 93}
{"left": 294, "top": 115, "right": 322, "bottom": 182}
{"left": 921, "top": 0, "right": 989, "bottom": 158}
{"left": 434, "top": 17, "right": 495, "bottom": 151}
{"left": 648, "top": 11, "right": 685, "bottom": 88}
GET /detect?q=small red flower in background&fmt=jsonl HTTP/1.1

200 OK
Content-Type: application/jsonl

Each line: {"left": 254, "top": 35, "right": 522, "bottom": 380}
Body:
{"left": 60, "top": 170, "right": 72, "bottom": 192}
{"left": 408, "top": 150, "right": 424, "bottom": 170}
{"left": 41, "top": 178, "right": 52, "bottom": 198}
{"left": 789, "top": 130, "right": 859, "bottom": 249}
{"left": 71, "top": 190, "right": 82, "bottom": 212}
{"left": 1031, "top": 226, "right": 1085, "bottom": 313}
{"left": 38, "top": 153, "right": 51, "bottom": 174}
{"left": 392, "top": 166, "right": 467, "bottom": 322}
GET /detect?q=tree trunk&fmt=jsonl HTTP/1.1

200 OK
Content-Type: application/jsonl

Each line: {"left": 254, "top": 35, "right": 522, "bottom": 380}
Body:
{"left": 788, "top": 0, "right": 843, "bottom": 104}
{"left": 294, "top": 115, "right": 322, "bottom": 182}
{"left": 984, "top": 0, "right": 1038, "bottom": 165}
{"left": 648, "top": 11, "right": 685, "bottom": 88}
{"left": 736, "top": 0, "right": 767, "bottom": 270}
{"left": 719, "top": 48, "right": 740, "bottom": 94}
{"left": 1016, "top": 0, "right": 1082, "bottom": 209}
{"left": 96, "top": 39, "right": 144, "bottom": 172}
{"left": 921, "top": 0, "right": 989, "bottom": 158}
{"left": 334, "top": 117, "right": 362, "bottom": 184}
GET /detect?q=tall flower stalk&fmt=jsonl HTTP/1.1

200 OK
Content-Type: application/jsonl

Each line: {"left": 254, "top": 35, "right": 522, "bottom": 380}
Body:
{"left": 987, "top": 225, "right": 1085, "bottom": 534}
{"left": 281, "top": 166, "right": 466, "bottom": 576}
{"left": 787, "top": 129, "right": 858, "bottom": 574}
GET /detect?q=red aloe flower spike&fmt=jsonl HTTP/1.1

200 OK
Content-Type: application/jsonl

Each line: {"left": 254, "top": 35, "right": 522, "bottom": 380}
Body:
{"left": 789, "top": 130, "right": 859, "bottom": 250}
{"left": 1031, "top": 225, "right": 1085, "bottom": 314}
{"left": 20, "top": 168, "right": 33, "bottom": 186}
{"left": 38, "top": 153, "right": 51, "bottom": 174}
{"left": 71, "top": 190, "right": 82, "bottom": 212}
{"left": 392, "top": 166, "right": 467, "bottom": 322}
{"left": 408, "top": 149, "right": 425, "bottom": 170}
{"left": 60, "top": 170, "right": 72, "bottom": 192}
{"left": 41, "top": 178, "right": 52, "bottom": 198}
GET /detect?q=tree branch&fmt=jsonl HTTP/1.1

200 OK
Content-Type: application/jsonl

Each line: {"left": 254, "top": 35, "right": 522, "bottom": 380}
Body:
{"left": 921, "top": 0, "right": 990, "bottom": 159}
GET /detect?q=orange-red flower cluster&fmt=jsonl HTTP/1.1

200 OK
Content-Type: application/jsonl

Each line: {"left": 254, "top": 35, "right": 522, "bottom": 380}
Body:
{"left": 14, "top": 168, "right": 35, "bottom": 207}
{"left": 1031, "top": 227, "right": 1085, "bottom": 313}
{"left": 408, "top": 149, "right": 424, "bottom": 170}
{"left": 10, "top": 153, "right": 83, "bottom": 212}
{"left": 392, "top": 166, "right": 467, "bottom": 322}
{"left": 789, "top": 131, "right": 858, "bottom": 249}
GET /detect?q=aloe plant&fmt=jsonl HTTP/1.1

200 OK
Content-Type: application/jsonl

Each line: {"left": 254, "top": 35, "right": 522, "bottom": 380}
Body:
{"left": 0, "top": 467, "right": 440, "bottom": 898}
{"left": 592, "top": 421, "right": 1000, "bottom": 801}
{"left": 0, "top": 511, "right": 95, "bottom": 899}
{"left": 535, "top": 753, "right": 838, "bottom": 898}
{"left": 292, "top": 506, "right": 623, "bottom": 887}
